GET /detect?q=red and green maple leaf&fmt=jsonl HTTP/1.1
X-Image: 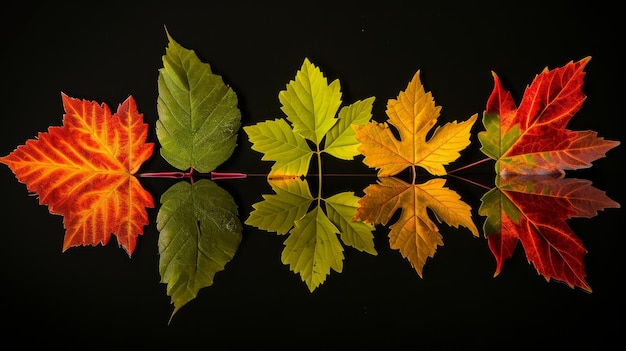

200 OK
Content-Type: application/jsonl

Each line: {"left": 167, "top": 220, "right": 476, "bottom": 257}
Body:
{"left": 479, "top": 176, "right": 620, "bottom": 292}
{"left": 0, "top": 94, "right": 154, "bottom": 256}
{"left": 478, "top": 57, "right": 620, "bottom": 176}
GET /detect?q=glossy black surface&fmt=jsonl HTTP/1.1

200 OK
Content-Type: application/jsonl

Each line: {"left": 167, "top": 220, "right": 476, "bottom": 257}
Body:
{"left": 2, "top": 1, "right": 623, "bottom": 349}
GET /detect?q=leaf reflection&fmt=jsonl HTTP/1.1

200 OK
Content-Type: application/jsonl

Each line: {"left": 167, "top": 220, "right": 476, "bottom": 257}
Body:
{"left": 478, "top": 175, "right": 620, "bottom": 292}
{"left": 157, "top": 179, "right": 242, "bottom": 321}
{"left": 353, "top": 176, "right": 479, "bottom": 276}
{"left": 245, "top": 177, "right": 376, "bottom": 292}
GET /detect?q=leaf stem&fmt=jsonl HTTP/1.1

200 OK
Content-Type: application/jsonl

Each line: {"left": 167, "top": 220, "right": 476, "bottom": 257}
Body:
{"left": 210, "top": 172, "right": 247, "bottom": 180}
{"left": 316, "top": 144, "right": 322, "bottom": 205}
{"left": 137, "top": 169, "right": 250, "bottom": 181}
{"left": 137, "top": 171, "right": 192, "bottom": 179}
{"left": 447, "top": 173, "right": 492, "bottom": 190}
{"left": 447, "top": 157, "right": 492, "bottom": 174}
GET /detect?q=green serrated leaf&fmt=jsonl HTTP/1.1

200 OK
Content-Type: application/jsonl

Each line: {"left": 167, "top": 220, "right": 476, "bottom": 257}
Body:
{"left": 279, "top": 58, "right": 342, "bottom": 145}
{"left": 156, "top": 31, "right": 241, "bottom": 173}
{"left": 282, "top": 206, "right": 344, "bottom": 292}
{"left": 245, "top": 177, "right": 314, "bottom": 234}
{"left": 324, "top": 192, "right": 376, "bottom": 255}
{"left": 243, "top": 119, "right": 312, "bottom": 177}
{"left": 323, "top": 97, "right": 375, "bottom": 160}
{"left": 156, "top": 179, "right": 242, "bottom": 321}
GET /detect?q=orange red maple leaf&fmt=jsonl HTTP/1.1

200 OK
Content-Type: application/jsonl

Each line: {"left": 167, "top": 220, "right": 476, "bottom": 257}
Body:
{"left": 478, "top": 57, "right": 620, "bottom": 175}
{"left": 0, "top": 94, "right": 154, "bottom": 256}
{"left": 479, "top": 176, "right": 620, "bottom": 292}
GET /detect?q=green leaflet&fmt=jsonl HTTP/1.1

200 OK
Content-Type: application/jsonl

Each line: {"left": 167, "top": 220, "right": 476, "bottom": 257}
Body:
{"left": 282, "top": 206, "right": 344, "bottom": 292}
{"left": 325, "top": 97, "right": 376, "bottom": 160}
{"left": 245, "top": 178, "right": 376, "bottom": 291}
{"left": 324, "top": 192, "right": 376, "bottom": 255}
{"left": 279, "top": 57, "right": 342, "bottom": 145}
{"left": 157, "top": 179, "right": 242, "bottom": 321}
{"left": 243, "top": 58, "right": 375, "bottom": 177}
{"left": 156, "top": 30, "right": 241, "bottom": 173}
{"left": 245, "top": 178, "right": 314, "bottom": 235}
{"left": 244, "top": 119, "right": 312, "bottom": 176}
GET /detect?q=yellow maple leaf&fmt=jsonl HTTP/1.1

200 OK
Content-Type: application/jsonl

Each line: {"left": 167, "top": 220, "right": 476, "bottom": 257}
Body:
{"left": 353, "top": 177, "right": 478, "bottom": 276}
{"left": 353, "top": 71, "right": 477, "bottom": 177}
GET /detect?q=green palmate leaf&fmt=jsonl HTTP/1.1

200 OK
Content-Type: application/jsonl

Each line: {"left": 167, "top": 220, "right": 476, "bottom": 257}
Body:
{"left": 244, "top": 58, "right": 377, "bottom": 291}
{"left": 244, "top": 57, "right": 375, "bottom": 177}
{"left": 279, "top": 58, "right": 342, "bottom": 145}
{"left": 243, "top": 119, "right": 312, "bottom": 176}
{"left": 246, "top": 177, "right": 375, "bottom": 291}
{"left": 324, "top": 97, "right": 375, "bottom": 160}
{"left": 282, "top": 206, "right": 344, "bottom": 292}
{"left": 324, "top": 192, "right": 376, "bottom": 255}
{"left": 245, "top": 177, "right": 314, "bottom": 234}
{"left": 157, "top": 179, "right": 242, "bottom": 321}
{"left": 156, "top": 30, "right": 241, "bottom": 173}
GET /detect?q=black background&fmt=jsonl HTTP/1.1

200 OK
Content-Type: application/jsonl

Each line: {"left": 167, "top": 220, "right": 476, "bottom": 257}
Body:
{"left": 2, "top": 1, "right": 623, "bottom": 349}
